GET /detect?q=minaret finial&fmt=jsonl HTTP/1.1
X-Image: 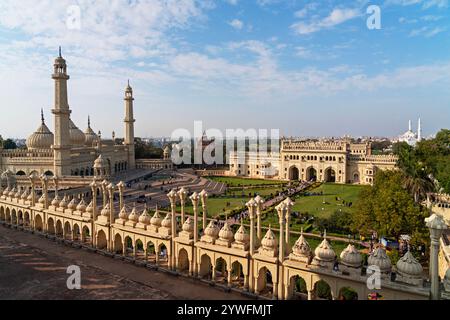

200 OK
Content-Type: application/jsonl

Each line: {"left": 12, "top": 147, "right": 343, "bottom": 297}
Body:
{"left": 59, "top": 46, "right": 62, "bottom": 58}
{"left": 88, "top": 115, "right": 91, "bottom": 128}
{"left": 41, "top": 108, "right": 45, "bottom": 124}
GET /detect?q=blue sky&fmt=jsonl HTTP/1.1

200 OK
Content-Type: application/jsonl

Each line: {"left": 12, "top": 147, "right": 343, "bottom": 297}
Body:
{"left": 0, "top": 0, "right": 449, "bottom": 139}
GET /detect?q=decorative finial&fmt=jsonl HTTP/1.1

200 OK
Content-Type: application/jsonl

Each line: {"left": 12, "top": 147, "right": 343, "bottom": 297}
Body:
{"left": 41, "top": 108, "right": 45, "bottom": 124}
{"left": 88, "top": 115, "right": 91, "bottom": 128}
{"left": 323, "top": 229, "right": 327, "bottom": 239}
{"left": 128, "top": 79, "right": 130, "bottom": 87}
{"left": 300, "top": 227, "right": 304, "bottom": 235}
{"left": 59, "top": 46, "right": 62, "bottom": 58}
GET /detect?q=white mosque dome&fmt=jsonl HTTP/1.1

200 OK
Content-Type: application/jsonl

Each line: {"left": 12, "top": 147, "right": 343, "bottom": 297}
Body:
{"left": 218, "top": 222, "right": 234, "bottom": 241}
{"left": 234, "top": 222, "right": 249, "bottom": 244}
{"left": 151, "top": 209, "right": 162, "bottom": 227}
{"left": 182, "top": 217, "right": 194, "bottom": 233}
{"left": 26, "top": 111, "right": 54, "bottom": 150}
{"left": 161, "top": 213, "right": 172, "bottom": 228}
{"left": 368, "top": 246, "right": 392, "bottom": 273}
{"left": 119, "top": 206, "right": 129, "bottom": 220}
{"left": 396, "top": 251, "right": 423, "bottom": 277}
{"left": 69, "top": 119, "right": 86, "bottom": 146}
{"left": 261, "top": 227, "right": 277, "bottom": 250}
{"left": 314, "top": 233, "right": 336, "bottom": 262}
{"left": 292, "top": 232, "right": 311, "bottom": 257}
{"left": 84, "top": 117, "right": 99, "bottom": 146}
{"left": 204, "top": 220, "right": 220, "bottom": 238}
{"left": 340, "top": 244, "right": 362, "bottom": 268}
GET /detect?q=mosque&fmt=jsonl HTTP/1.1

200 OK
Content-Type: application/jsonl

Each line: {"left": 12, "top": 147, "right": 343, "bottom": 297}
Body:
{"left": 0, "top": 49, "right": 137, "bottom": 178}
{"left": 394, "top": 118, "right": 422, "bottom": 146}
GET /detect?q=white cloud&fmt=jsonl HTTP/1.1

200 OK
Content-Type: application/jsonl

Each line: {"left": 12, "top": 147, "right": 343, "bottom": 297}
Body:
{"left": 291, "top": 8, "right": 361, "bottom": 35}
{"left": 228, "top": 19, "right": 244, "bottom": 30}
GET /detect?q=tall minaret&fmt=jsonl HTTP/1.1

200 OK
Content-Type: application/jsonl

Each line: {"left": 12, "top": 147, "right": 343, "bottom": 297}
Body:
{"left": 124, "top": 80, "right": 136, "bottom": 170}
{"left": 52, "top": 47, "right": 72, "bottom": 176}
{"left": 408, "top": 120, "right": 412, "bottom": 132}
{"left": 418, "top": 118, "right": 422, "bottom": 142}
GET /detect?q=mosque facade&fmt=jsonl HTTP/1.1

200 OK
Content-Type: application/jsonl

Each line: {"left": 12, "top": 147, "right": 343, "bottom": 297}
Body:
{"left": 0, "top": 50, "right": 136, "bottom": 178}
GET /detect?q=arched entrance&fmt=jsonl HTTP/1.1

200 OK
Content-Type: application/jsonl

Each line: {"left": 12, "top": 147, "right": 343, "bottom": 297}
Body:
{"left": 147, "top": 241, "right": 156, "bottom": 263}
{"left": 11, "top": 209, "right": 17, "bottom": 225}
{"left": 324, "top": 168, "right": 336, "bottom": 183}
{"left": 135, "top": 239, "right": 145, "bottom": 260}
{"left": 158, "top": 244, "right": 168, "bottom": 267}
{"left": 5, "top": 208, "right": 11, "bottom": 223}
{"left": 231, "top": 261, "right": 245, "bottom": 288}
{"left": 114, "top": 234, "right": 123, "bottom": 254}
{"left": 178, "top": 248, "right": 189, "bottom": 274}
{"left": 215, "top": 257, "right": 228, "bottom": 284}
{"left": 0, "top": 207, "right": 5, "bottom": 221}
{"left": 199, "top": 254, "right": 212, "bottom": 279}
{"left": 47, "top": 218, "right": 55, "bottom": 235}
{"left": 312, "top": 280, "right": 333, "bottom": 300}
{"left": 256, "top": 267, "right": 273, "bottom": 297}
{"left": 82, "top": 226, "right": 91, "bottom": 243}
{"left": 289, "top": 166, "right": 299, "bottom": 181}
{"left": 288, "top": 275, "right": 308, "bottom": 300}
{"left": 55, "top": 220, "right": 63, "bottom": 238}
{"left": 35, "top": 215, "right": 43, "bottom": 232}
{"left": 24, "top": 212, "right": 30, "bottom": 227}
{"left": 97, "top": 230, "right": 107, "bottom": 250}
{"left": 124, "top": 236, "right": 134, "bottom": 257}
{"left": 353, "top": 172, "right": 360, "bottom": 184}
{"left": 338, "top": 287, "right": 358, "bottom": 300}
{"left": 73, "top": 224, "right": 81, "bottom": 241}
{"left": 64, "top": 222, "right": 72, "bottom": 240}
{"left": 306, "top": 167, "right": 317, "bottom": 182}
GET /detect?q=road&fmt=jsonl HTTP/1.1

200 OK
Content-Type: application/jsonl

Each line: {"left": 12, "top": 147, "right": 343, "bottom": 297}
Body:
{"left": 0, "top": 226, "right": 248, "bottom": 300}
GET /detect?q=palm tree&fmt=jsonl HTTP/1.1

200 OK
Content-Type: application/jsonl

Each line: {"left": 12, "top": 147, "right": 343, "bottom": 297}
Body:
{"left": 403, "top": 162, "right": 435, "bottom": 203}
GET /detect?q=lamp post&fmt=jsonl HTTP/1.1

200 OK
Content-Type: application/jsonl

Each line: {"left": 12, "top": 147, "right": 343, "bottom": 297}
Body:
{"left": 425, "top": 214, "right": 447, "bottom": 300}
{"left": 199, "top": 189, "right": 208, "bottom": 233}
{"left": 190, "top": 192, "right": 200, "bottom": 276}
{"left": 178, "top": 187, "right": 188, "bottom": 225}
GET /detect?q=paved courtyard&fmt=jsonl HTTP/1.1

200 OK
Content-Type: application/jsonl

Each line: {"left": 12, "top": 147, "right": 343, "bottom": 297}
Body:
{"left": 0, "top": 226, "right": 248, "bottom": 300}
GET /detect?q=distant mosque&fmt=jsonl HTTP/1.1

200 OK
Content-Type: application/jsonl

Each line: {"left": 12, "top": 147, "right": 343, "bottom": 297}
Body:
{"left": 395, "top": 118, "right": 422, "bottom": 146}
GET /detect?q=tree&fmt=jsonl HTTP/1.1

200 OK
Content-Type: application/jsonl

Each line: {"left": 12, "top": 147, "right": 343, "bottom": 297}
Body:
{"left": 134, "top": 138, "right": 163, "bottom": 159}
{"left": 2, "top": 138, "right": 17, "bottom": 150}
{"left": 352, "top": 170, "right": 429, "bottom": 246}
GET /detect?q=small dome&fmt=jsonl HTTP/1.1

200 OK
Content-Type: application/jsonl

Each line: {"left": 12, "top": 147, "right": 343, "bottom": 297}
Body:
{"left": 340, "top": 244, "right": 362, "bottom": 268}
{"left": 128, "top": 206, "right": 139, "bottom": 222}
{"left": 76, "top": 198, "right": 87, "bottom": 212}
{"left": 84, "top": 117, "right": 99, "bottom": 146}
{"left": 368, "top": 246, "right": 392, "bottom": 273}
{"left": 292, "top": 231, "right": 311, "bottom": 257}
{"left": 21, "top": 188, "right": 29, "bottom": 200}
{"left": 182, "top": 217, "right": 194, "bottom": 233}
{"left": 101, "top": 203, "right": 110, "bottom": 217}
{"left": 68, "top": 198, "right": 77, "bottom": 210}
{"left": 396, "top": 251, "right": 423, "bottom": 277}
{"left": 59, "top": 196, "right": 68, "bottom": 209}
{"left": 204, "top": 220, "right": 220, "bottom": 238}
{"left": 119, "top": 206, "right": 128, "bottom": 220}
{"left": 138, "top": 208, "right": 151, "bottom": 225}
{"left": 69, "top": 119, "right": 86, "bottom": 146}
{"left": 261, "top": 227, "right": 277, "bottom": 250}
{"left": 14, "top": 187, "right": 22, "bottom": 198}
{"left": 27, "top": 191, "right": 33, "bottom": 202}
{"left": 94, "top": 155, "right": 106, "bottom": 169}
{"left": 86, "top": 201, "right": 94, "bottom": 214}
{"left": 26, "top": 111, "right": 54, "bottom": 150}
{"left": 234, "top": 221, "right": 250, "bottom": 244}
{"left": 161, "top": 213, "right": 172, "bottom": 228}
{"left": 151, "top": 210, "right": 162, "bottom": 226}
{"left": 8, "top": 187, "right": 16, "bottom": 198}
{"left": 51, "top": 195, "right": 60, "bottom": 207}
{"left": 38, "top": 194, "right": 45, "bottom": 204}
{"left": 219, "top": 222, "right": 234, "bottom": 241}
{"left": 314, "top": 233, "right": 336, "bottom": 262}
{"left": 2, "top": 187, "right": 10, "bottom": 196}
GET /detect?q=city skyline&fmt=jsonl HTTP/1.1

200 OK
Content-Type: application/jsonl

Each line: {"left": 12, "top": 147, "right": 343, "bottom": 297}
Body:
{"left": 0, "top": 0, "right": 449, "bottom": 139}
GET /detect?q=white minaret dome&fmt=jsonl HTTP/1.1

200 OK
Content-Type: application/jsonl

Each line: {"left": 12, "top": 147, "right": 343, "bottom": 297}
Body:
{"left": 26, "top": 109, "right": 54, "bottom": 150}
{"left": 261, "top": 227, "right": 278, "bottom": 250}
{"left": 128, "top": 206, "right": 139, "bottom": 222}
{"left": 138, "top": 207, "right": 151, "bottom": 225}
{"left": 69, "top": 119, "right": 86, "bottom": 146}
{"left": 161, "top": 213, "right": 172, "bottom": 228}
{"left": 314, "top": 232, "right": 336, "bottom": 262}
{"left": 204, "top": 220, "right": 220, "bottom": 238}
{"left": 150, "top": 207, "right": 162, "bottom": 226}
{"left": 182, "top": 217, "right": 194, "bottom": 233}
{"left": 119, "top": 206, "right": 129, "bottom": 220}
{"left": 234, "top": 221, "right": 249, "bottom": 244}
{"left": 84, "top": 116, "right": 99, "bottom": 146}
{"left": 76, "top": 198, "right": 87, "bottom": 212}
{"left": 218, "top": 222, "right": 234, "bottom": 241}
{"left": 100, "top": 202, "right": 111, "bottom": 217}
{"left": 340, "top": 244, "right": 362, "bottom": 268}
{"left": 396, "top": 250, "right": 423, "bottom": 277}
{"left": 292, "top": 231, "right": 311, "bottom": 258}
{"left": 368, "top": 246, "right": 392, "bottom": 273}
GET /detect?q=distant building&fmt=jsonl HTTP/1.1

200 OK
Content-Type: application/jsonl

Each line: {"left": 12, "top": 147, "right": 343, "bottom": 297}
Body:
{"left": 394, "top": 119, "right": 422, "bottom": 146}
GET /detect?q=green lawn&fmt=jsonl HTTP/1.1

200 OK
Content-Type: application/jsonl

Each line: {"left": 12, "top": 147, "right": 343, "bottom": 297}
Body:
{"left": 226, "top": 187, "right": 284, "bottom": 198}
{"left": 177, "top": 197, "right": 248, "bottom": 217}
{"left": 290, "top": 183, "right": 367, "bottom": 219}
{"left": 209, "top": 176, "right": 286, "bottom": 187}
